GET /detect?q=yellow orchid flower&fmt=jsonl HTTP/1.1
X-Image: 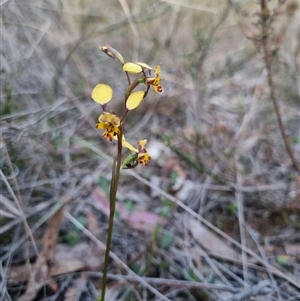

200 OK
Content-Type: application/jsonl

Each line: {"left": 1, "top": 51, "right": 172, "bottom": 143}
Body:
{"left": 95, "top": 112, "right": 120, "bottom": 141}
{"left": 146, "top": 65, "right": 163, "bottom": 93}
{"left": 137, "top": 140, "right": 151, "bottom": 166}
{"left": 137, "top": 152, "right": 151, "bottom": 166}
{"left": 114, "top": 137, "right": 151, "bottom": 166}
{"left": 123, "top": 62, "right": 163, "bottom": 93}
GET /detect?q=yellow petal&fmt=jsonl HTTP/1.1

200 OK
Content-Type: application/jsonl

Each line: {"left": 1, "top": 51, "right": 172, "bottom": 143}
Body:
{"left": 153, "top": 77, "right": 162, "bottom": 85}
{"left": 113, "top": 135, "right": 138, "bottom": 152}
{"left": 138, "top": 140, "right": 147, "bottom": 148}
{"left": 91, "top": 84, "right": 113, "bottom": 105}
{"left": 98, "top": 112, "right": 120, "bottom": 126}
{"left": 136, "top": 62, "right": 152, "bottom": 70}
{"left": 126, "top": 91, "right": 145, "bottom": 110}
{"left": 153, "top": 85, "right": 163, "bottom": 93}
{"left": 123, "top": 62, "right": 142, "bottom": 73}
{"left": 122, "top": 139, "right": 138, "bottom": 152}
{"left": 137, "top": 153, "right": 151, "bottom": 166}
{"left": 154, "top": 65, "right": 161, "bottom": 76}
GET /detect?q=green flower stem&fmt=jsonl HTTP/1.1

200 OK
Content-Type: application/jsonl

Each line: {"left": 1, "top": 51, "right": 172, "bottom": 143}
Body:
{"left": 143, "top": 84, "right": 151, "bottom": 100}
{"left": 125, "top": 77, "right": 145, "bottom": 102}
{"left": 100, "top": 130, "right": 123, "bottom": 301}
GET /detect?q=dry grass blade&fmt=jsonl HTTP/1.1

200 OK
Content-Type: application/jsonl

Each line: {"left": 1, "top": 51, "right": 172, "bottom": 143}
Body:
{"left": 234, "top": 155, "right": 248, "bottom": 285}
{"left": 160, "top": 0, "right": 216, "bottom": 14}
{"left": 64, "top": 212, "right": 173, "bottom": 301}
{"left": 0, "top": 195, "right": 21, "bottom": 217}
{"left": 225, "top": 280, "right": 272, "bottom": 301}
{"left": 125, "top": 169, "right": 300, "bottom": 289}
{"left": 19, "top": 207, "right": 64, "bottom": 301}
{"left": 0, "top": 168, "right": 39, "bottom": 263}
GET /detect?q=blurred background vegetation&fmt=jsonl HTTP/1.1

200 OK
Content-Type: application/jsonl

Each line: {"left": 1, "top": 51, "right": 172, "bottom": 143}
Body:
{"left": 1, "top": 0, "right": 299, "bottom": 300}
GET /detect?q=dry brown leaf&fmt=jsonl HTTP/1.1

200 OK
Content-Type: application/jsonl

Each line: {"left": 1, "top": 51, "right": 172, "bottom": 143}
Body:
{"left": 9, "top": 257, "right": 85, "bottom": 284}
{"left": 188, "top": 218, "right": 240, "bottom": 260}
{"left": 64, "top": 286, "right": 77, "bottom": 301}
{"left": 285, "top": 244, "right": 300, "bottom": 258}
{"left": 161, "top": 157, "right": 187, "bottom": 193}
{"left": 9, "top": 243, "right": 94, "bottom": 283}
{"left": 86, "top": 206, "right": 103, "bottom": 238}
{"left": 264, "top": 244, "right": 300, "bottom": 260}
{"left": 92, "top": 187, "right": 160, "bottom": 231}
{"left": 54, "top": 243, "right": 101, "bottom": 271}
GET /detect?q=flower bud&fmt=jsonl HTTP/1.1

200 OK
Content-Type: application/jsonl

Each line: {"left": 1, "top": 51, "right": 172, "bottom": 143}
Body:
{"left": 100, "top": 45, "right": 125, "bottom": 65}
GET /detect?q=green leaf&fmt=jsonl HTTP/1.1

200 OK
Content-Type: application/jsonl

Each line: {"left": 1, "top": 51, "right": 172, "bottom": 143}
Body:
{"left": 158, "top": 261, "right": 170, "bottom": 269}
{"left": 228, "top": 202, "right": 238, "bottom": 215}
{"left": 98, "top": 176, "right": 109, "bottom": 196}
{"left": 277, "top": 255, "right": 289, "bottom": 265}
{"left": 76, "top": 216, "right": 87, "bottom": 228}
{"left": 186, "top": 269, "right": 201, "bottom": 282}
{"left": 161, "top": 232, "right": 172, "bottom": 249}
{"left": 66, "top": 230, "right": 79, "bottom": 246}
{"left": 131, "top": 262, "right": 141, "bottom": 273}
{"left": 115, "top": 210, "right": 121, "bottom": 221}
{"left": 126, "top": 200, "right": 135, "bottom": 214}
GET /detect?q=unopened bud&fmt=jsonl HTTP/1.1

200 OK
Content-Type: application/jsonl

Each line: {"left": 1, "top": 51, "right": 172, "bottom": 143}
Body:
{"left": 100, "top": 45, "right": 125, "bottom": 65}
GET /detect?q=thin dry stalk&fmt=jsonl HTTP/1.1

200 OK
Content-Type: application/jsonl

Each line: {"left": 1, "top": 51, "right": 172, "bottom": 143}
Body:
{"left": 225, "top": 280, "right": 271, "bottom": 301}
{"left": 260, "top": 0, "right": 300, "bottom": 173}
{"left": 0, "top": 137, "right": 39, "bottom": 284}
{"left": 86, "top": 272, "right": 241, "bottom": 292}
{"left": 234, "top": 155, "right": 248, "bottom": 286}
{"left": 125, "top": 169, "right": 300, "bottom": 289}
{"left": 65, "top": 212, "right": 173, "bottom": 301}
{"left": 196, "top": 0, "right": 232, "bottom": 74}
{"left": 245, "top": 223, "right": 282, "bottom": 300}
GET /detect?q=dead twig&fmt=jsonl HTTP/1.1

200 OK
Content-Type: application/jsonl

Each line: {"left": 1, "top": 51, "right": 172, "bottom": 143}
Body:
{"left": 225, "top": 280, "right": 272, "bottom": 301}
{"left": 86, "top": 272, "right": 241, "bottom": 293}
